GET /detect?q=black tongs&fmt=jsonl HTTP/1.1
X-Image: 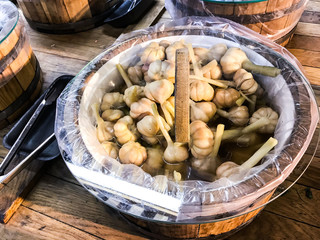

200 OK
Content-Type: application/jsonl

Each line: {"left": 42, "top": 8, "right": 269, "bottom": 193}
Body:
{"left": 0, "top": 81, "right": 66, "bottom": 186}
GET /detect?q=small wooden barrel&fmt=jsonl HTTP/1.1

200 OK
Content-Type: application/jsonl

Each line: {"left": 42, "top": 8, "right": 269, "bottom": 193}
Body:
{"left": 17, "top": 0, "right": 123, "bottom": 34}
{"left": 0, "top": 1, "right": 42, "bottom": 129}
{"left": 172, "top": 0, "right": 308, "bottom": 46}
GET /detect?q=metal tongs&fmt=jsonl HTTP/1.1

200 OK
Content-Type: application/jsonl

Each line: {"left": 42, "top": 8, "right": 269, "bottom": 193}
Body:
{"left": 0, "top": 81, "right": 66, "bottom": 186}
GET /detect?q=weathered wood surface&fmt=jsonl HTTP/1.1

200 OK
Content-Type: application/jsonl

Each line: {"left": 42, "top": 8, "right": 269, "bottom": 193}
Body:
{"left": 0, "top": 0, "right": 319, "bottom": 239}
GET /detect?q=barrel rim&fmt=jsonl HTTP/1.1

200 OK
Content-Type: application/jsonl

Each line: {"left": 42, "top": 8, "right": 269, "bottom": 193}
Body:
{"left": 0, "top": 1, "right": 19, "bottom": 45}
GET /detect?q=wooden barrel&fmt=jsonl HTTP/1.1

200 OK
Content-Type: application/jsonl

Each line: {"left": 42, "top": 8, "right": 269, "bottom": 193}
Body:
{"left": 171, "top": 0, "right": 308, "bottom": 46}
{"left": 0, "top": 2, "right": 42, "bottom": 130}
{"left": 57, "top": 19, "right": 316, "bottom": 240}
{"left": 17, "top": 0, "right": 123, "bottom": 34}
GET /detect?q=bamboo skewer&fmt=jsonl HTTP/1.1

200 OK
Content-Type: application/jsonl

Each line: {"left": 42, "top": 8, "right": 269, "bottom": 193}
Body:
{"left": 174, "top": 48, "right": 190, "bottom": 144}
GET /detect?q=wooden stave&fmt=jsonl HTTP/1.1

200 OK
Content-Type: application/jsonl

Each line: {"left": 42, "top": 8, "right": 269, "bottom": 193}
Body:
{"left": 17, "top": 0, "right": 122, "bottom": 33}
{"left": 0, "top": 59, "right": 42, "bottom": 130}
{"left": 0, "top": 31, "right": 36, "bottom": 109}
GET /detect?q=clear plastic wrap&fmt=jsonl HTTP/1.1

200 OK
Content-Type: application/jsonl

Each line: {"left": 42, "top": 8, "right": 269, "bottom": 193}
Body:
{"left": 165, "top": 0, "right": 308, "bottom": 44}
{"left": 55, "top": 16, "right": 319, "bottom": 223}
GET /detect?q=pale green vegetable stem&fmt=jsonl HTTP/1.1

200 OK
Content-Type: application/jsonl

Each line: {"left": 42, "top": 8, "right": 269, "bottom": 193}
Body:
{"left": 242, "top": 60, "right": 281, "bottom": 77}
{"left": 190, "top": 75, "right": 228, "bottom": 89}
{"left": 241, "top": 137, "right": 278, "bottom": 169}
{"left": 211, "top": 124, "right": 225, "bottom": 158}
{"left": 116, "top": 63, "right": 133, "bottom": 88}
{"left": 152, "top": 103, "right": 172, "bottom": 144}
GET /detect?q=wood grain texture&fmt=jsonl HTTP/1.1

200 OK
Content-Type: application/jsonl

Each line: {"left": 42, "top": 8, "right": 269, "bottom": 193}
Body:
{"left": 63, "top": 0, "right": 92, "bottom": 22}
{"left": 7, "top": 206, "right": 101, "bottom": 240}
{"left": 289, "top": 156, "right": 320, "bottom": 189}
{"left": 265, "top": 184, "right": 320, "bottom": 227}
{"left": 228, "top": 211, "right": 320, "bottom": 240}
{"left": 42, "top": 0, "right": 70, "bottom": 24}
{"left": 300, "top": 10, "right": 320, "bottom": 24}
{"left": 0, "top": 157, "right": 45, "bottom": 223}
{"left": 0, "top": 222, "right": 45, "bottom": 240}
{"left": 32, "top": 51, "right": 87, "bottom": 89}
{"left": 287, "top": 49, "right": 320, "bottom": 68}
{"left": 287, "top": 35, "right": 320, "bottom": 51}
{"left": 304, "top": 66, "right": 320, "bottom": 85}
{"left": 29, "top": 34, "right": 101, "bottom": 62}
{"left": 32, "top": 0, "right": 49, "bottom": 23}
{"left": 296, "top": 22, "right": 320, "bottom": 37}
{"left": 305, "top": 0, "right": 320, "bottom": 12}
{"left": 18, "top": 0, "right": 41, "bottom": 22}
{"left": 22, "top": 174, "right": 147, "bottom": 240}
{"left": 0, "top": 78, "right": 24, "bottom": 110}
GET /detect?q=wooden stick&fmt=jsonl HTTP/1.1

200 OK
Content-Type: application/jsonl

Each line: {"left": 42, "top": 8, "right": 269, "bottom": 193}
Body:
{"left": 175, "top": 48, "right": 190, "bottom": 143}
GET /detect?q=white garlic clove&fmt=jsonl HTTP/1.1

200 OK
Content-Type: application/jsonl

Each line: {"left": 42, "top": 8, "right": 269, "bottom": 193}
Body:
{"left": 190, "top": 80, "right": 214, "bottom": 102}
{"left": 228, "top": 106, "right": 249, "bottom": 126}
{"left": 220, "top": 47, "right": 248, "bottom": 75}
{"left": 97, "top": 121, "right": 114, "bottom": 143}
{"left": 114, "top": 116, "right": 140, "bottom": 144}
{"left": 250, "top": 107, "right": 278, "bottom": 134}
{"left": 101, "top": 109, "right": 124, "bottom": 122}
{"left": 207, "top": 43, "right": 228, "bottom": 62}
{"left": 190, "top": 120, "right": 214, "bottom": 159}
{"left": 127, "top": 65, "right": 143, "bottom": 85}
{"left": 140, "top": 42, "right": 165, "bottom": 64}
{"left": 190, "top": 102, "right": 217, "bottom": 123}
{"left": 148, "top": 60, "right": 175, "bottom": 82}
{"left": 137, "top": 115, "right": 159, "bottom": 137}
{"left": 233, "top": 69, "right": 258, "bottom": 95}
{"left": 142, "top": 147, "right": 164, "bottom": 176}
{"left": 164, "top": 142, "right": 189, "bottom": 164}
{"left": 203, "top": 64, "right": 223, "bottom": 80}
{"left": 166, "top": 40, "right": 186, "bottom": 62}
{"left": 119, "top": 141, "right": 147, "bottom": 166}
{"left": 144, "top": 80, "right": 174, "bottom": 104}
{"left": 101, "top": 141, "right": 119, "bottom": 159}
{"left": 130, "top": 98, "right": 154, "bottom": 119}
{"left": 216, "top": 161, "right": 240, "bottom": 179}
{"left": 213, "top": 88, "right": 240, "bottom": 108}
{"left": 101, "top": 92, "right": 125, "bottom": 111}
{"left": 124, "top": 85, "right": 145, "bottom": 107}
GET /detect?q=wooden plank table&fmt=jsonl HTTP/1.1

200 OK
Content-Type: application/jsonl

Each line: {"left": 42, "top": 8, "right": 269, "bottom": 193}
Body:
{"left": 1, "top": 0, "right": 320, "bottom": 239}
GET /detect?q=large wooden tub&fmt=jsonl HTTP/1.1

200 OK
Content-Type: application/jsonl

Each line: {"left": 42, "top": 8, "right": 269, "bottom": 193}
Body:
{"left": 55, "top": 17, "right": 318, "bottom": 239}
